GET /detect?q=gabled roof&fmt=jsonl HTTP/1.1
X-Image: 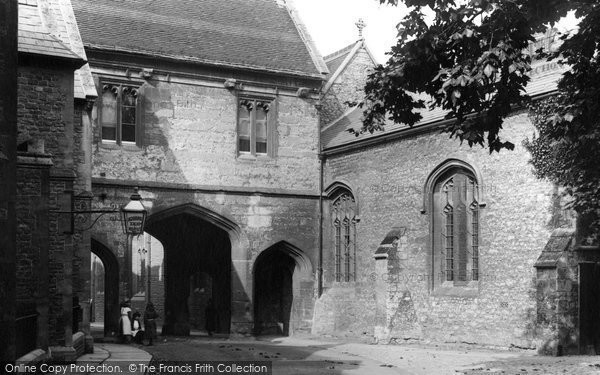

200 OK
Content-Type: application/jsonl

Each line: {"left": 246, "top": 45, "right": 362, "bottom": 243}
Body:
{"left": 18, "top": 0, "right": 97, "bottom": 100}
{"left": 72, "top": 0, "right": 328, "bottom": 79}
{"left": 324, "top": 43, "right": 356, "bottom": 76}
{"left": 321, "top": 59, "right": 569, "bottom": 152}
{"left": 322, "top": 39, "right": 378, "bottom": 95}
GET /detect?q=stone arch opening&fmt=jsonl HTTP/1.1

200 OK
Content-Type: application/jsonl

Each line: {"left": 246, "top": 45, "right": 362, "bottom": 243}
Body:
{"left": 91, "top": 238, "right": 120, "bottom": 338}
{"left": 253, "top": 241, "right": 313, "bottom": 336}
{"left": 145, "top": 204, "right": 240, "bottom": 335}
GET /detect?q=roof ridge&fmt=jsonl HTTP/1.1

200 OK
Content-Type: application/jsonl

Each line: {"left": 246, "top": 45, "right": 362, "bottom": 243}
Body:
{"left": 324, "top": 41, "right": 359, "bottom": 62}
{"left": 74, "top": 0, "right": 325, "bottom": 78}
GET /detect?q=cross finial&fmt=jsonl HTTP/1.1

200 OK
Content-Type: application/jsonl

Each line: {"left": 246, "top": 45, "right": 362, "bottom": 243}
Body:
{"left": 355, "top": 18, "right": 366, "bottom": 40}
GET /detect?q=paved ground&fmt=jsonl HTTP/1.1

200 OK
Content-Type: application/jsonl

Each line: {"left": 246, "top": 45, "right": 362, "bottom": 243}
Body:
{"left": 143, "top": 335, "right": 408, "bottom": 374}
{"left": 136, "top": 334, "right": 600, "bottom": 375}
{"left": 73, "top": 343, "right": 152, "bottom": 375}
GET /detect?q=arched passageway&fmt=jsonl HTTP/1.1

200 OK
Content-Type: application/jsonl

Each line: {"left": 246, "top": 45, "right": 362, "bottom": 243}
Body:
{"left": 91, "top": 239, "right": 120, "bottom": 338}
{"left": 145, "top": 204, "right": 234, "bottom": 335}
{"left": 253, "top": 241, "right": 313, "bottom": 336}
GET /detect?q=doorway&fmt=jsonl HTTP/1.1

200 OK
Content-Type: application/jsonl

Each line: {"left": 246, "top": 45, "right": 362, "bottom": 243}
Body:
{"left": 91, "top": 239, "right": 120, "bottom": 338}
{"left": 253, "top": 241, "right": 313, "bottom": 336}
{"left": 579, "top": 262, "right": 600, "bottom": 354}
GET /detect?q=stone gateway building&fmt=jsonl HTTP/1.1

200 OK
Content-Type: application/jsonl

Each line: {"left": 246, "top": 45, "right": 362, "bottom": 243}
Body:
{"left": 3, "top": 0, "right": 598, "bottom": 363}
{"left": 74, "top": 0, "right": 328, "bottom": 338}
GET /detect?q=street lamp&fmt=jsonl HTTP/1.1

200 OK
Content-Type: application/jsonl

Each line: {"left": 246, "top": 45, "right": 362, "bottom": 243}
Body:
{"left": 121, "top": 191, "right": 147, "bottom": 235}
{"left": 119, "top": 190, "right": 147, "bottom": 298}
{"left": 56, "top": 189, "right": 148, "bottom": 234}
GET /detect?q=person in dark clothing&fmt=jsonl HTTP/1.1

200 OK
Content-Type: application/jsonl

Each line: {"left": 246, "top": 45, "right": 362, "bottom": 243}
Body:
{"left": 205, "top": 298, "right": 216, "bottom": 337}
{"left": 143, "top": 302, "right": 158, "bottom": 346}
{"left": 131, "top": 311, "right": 145, "bottom": 344}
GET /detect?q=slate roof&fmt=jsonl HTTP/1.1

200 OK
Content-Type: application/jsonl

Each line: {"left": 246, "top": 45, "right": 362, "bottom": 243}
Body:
{"left": 72, "top": 0, "right": 328, "bottom": 78}
{"left": 322, "top": 59, "right": 569, "bottom": 152}
{"left": 534, "top": 228, "right": 574, "bottom": 268}
{"left": 18, "top": 1, "right": 84, "bottom": 62}
{"left": 18, "top": 0, "right": 97, "bottom": 100}
{"left": 324, "top": 42, "right": 356, "bottom": 78}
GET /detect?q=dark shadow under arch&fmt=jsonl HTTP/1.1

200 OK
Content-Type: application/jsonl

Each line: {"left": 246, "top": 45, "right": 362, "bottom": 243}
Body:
{"left": 91, "top": 238, "right": 120, "bottom": 338}
{"left": 253, "top": 241, "right": 314, "bottom": 336}
{"left": 146, "top": 203, "right": 240, "bottom": 239}
{"left": 145, "top": 203, "right": 238, "bottom": 336}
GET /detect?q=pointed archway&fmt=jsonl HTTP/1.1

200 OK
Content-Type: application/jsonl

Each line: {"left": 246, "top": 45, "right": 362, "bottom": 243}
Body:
{"left": 145, "top": 204, "right": 241, "bottom": 336}
{"left": 253, "top": 241, "right": 313, "bottom": 336}
{"left": 91, "top": 238, "right": 120, "bottom": 338}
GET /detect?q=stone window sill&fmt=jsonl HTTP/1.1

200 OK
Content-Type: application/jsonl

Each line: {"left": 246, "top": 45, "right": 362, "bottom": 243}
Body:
{"left": 236, "top": 153, "right": 272, "bottom": 162}
{"left": 99, "top": 141, "right": 142, "bottom": 151}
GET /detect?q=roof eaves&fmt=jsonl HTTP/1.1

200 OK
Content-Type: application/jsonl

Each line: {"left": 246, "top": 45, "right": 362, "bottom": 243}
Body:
{"left": 322, "top": 119, "right": 449, "bottom": 156}
{"left": 85, "top": 43, "right": 326, "bottom": 80}
{"left": 283, "top": 0, "right": 329, "bottom": 76}
{"left": 323, "top": 88, "right": 562, "bottom": 155}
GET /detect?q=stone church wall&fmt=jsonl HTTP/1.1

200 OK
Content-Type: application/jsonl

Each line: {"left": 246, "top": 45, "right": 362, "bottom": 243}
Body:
{"left": 319, "top": 112, "right": 557, "bottom": 348}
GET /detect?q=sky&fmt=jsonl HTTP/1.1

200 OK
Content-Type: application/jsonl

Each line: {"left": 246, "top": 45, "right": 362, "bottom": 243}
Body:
{"left": 292, "top": 0, "right": 408, "bottom": 64}
{"left": 291, "top": 1, "right": 579, "bottom": 65}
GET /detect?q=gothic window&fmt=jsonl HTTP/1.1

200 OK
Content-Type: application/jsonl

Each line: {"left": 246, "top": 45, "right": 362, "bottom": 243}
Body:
{"left": 237, "top": 97, "right": 276, "bottom": 156}
{"left": 100, "top": 82, "right": 141, "bottom": 145}
{"left": 332, "top": 192, "right": 357, "bottom": 282}
{"left": 433, "top": 170, "right": 480, "bottom": 286}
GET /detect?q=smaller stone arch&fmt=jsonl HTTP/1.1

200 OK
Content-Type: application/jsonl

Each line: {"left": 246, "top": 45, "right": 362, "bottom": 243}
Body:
{"left": 254, "top": 240, "right": 314, "bottom": 275}
{"left": 91, "top": 238, "right": 120, "bottom": 338}
{"left": 253, "top": 241, "right": 314, "bottom": 336}
{"left": 421, "top": 158, "right": 486, "bottom": 214}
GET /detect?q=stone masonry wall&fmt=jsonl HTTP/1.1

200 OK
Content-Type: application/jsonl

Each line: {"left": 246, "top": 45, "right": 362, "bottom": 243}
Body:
{"left": 90, "top": 185, "right": 320, "bottom": 334}
{"left": 319, "top": 112, "right": 555, "bottom": 348}
{"left": 17, "top": 66, "right": 75, "bottom": 172}
{"left": 91, "top": 73, "right": 320, "bottom": 192}
{"left": 89, "top": 66, "right": 322, "bottom": 334}
{"left": 17, "top": 64, "right": 80, "bottom": 348}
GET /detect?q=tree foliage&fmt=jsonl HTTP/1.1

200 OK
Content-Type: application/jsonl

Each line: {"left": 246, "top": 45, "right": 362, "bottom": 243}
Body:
{"left": 359, "top": 0, "right": 600, "bottom": 235}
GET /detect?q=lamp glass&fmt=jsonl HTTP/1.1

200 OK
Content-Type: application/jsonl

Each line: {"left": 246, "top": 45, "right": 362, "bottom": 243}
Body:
{"left": 121, "top": 194, "right": 147, "bottom": 235}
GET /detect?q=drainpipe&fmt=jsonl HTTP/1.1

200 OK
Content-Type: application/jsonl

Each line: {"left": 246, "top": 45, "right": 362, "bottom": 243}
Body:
{"left": 318, "top": 152, "right": 324, "bottom": 297}
{"left": 315, "top": 94, "right": 324, "bottom": 298}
